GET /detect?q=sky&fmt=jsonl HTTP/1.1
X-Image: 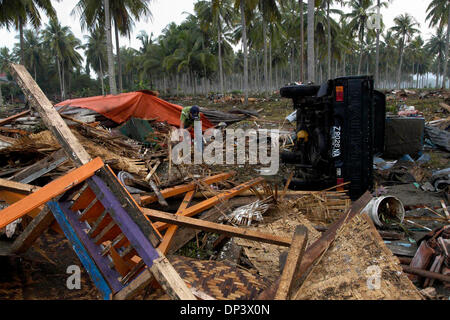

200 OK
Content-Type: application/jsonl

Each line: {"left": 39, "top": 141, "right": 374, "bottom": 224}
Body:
{"left": 0, "top": 0, "right": 438, "bottom": 53}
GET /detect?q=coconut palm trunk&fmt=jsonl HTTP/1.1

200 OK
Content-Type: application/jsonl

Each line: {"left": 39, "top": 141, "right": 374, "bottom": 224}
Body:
{"left": 263, "top": 23, "right": 268, "bottom": 98}
{"left": 218, "top": 25, "right": 224, "bottom": 95}
{"left": 240, "top": 0, "right": 249, "bottom": 105}
{"left": 0, "top": 84, "right": 3, "bottom": 107}
{"left": 327, "top": 0, "right": 331, "bottom": 79}
{"left": 114, "top": 21, "right": 123, "bottom": 93}
{"left": 299, "top": 0, "right": 304, "bottom": 82}
{"left": 307, "top": 0, "right": 315, "bottom": 82}
{"left": 375, "top": 0, "right": 381, "bottom": 88}
{"left": 104, "top": 0, "right": 117, "bottom": 95}
{"left": 99, "top": 57, "right": 105, "bottom": 96}
{"left": 397, "top": 36, "right": 405, "bottom": 89}
{"left": 442, "top": 5, "right": 450, "bottom": 89}
{"left": 19, "top": 17, "right": 25, "bottom": 65}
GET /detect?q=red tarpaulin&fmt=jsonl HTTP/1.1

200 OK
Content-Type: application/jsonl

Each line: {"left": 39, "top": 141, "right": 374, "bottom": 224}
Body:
{"left": 55, "top": 90, "right": 213, "bottom": 131}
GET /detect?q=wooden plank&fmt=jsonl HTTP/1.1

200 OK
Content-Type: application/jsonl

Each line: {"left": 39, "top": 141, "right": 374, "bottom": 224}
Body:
{"left": 144, "top": 208, "right": 292, "bottom": 247}
{"left": 275, "top": 226, "right": 308, "bottom": 300}
{"left": 159, "top": 190, "right": 195, "bottom": 254}
{"left": 0, "top": 178, "right": 40, "bottom": 194}
{"left": 140, "top": 172, "right": 234, "bottom": 205}
{"left": 9, "top": 207, "right": 55, "bottom": 254}
{"left": 0, "top": 157, "right": 104, "bottom": 229}
{"left": 150, "top": 177, "right": 265, "bottom": 231}
{"left": 9, "top": 149, "right": 68, "bottom": 184}
{"left": 0, "top": 109, "right": 31, "bottom": 126}
{"left": 9, "top": 64, "right": 91, "bottom": 166}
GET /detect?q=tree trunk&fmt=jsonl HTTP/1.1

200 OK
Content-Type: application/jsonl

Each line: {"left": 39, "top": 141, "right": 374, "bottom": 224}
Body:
{"left": 442, "top": 5, "right": 450, "bottom": 89}
{"left": 62, "top": 62, "right": 66, "bottom": 100}
{"left": 56, "top": 58, "right": 63, "bottom": 100}
{"left": 375, "top": 0, "right": 381, "bottom": 88}
{"left": 269, "top": 37, "right": 272, "bottom": 91}
{"left": 240, "top": 0, "right": 248, "bottom": 105}
{"left": 299, "top": 0, "right": 304, "bottom": 82}
{"left": 114, "top": 20, "right": 123, "bottom": 93}
{"left": 218, "top": 25, "right": 224, "bottom": 95}
{"left": 19, "top": 17, "right": 25, "bottom": 66}
{"left": 397, "top": 37, "right": 405, "bottom": 89}
{"left": 436, "top": 56, "right": 441, "bottom": 88}
{"left": 307, "top": 0, "right": 315, "bottom": 82}
{"left": 327, "top": 0, "right": 331, "bottom": 79}
{"left": 104, "top": 0, "right": 117, "bottom": 95}
{"left": 0, "top": 83, "right": 3, "bottom": 107}
{"left": 263, "top": 23, "right": 268, "bottom": 98}
{"left": 99, "top": 57, "right": 105, "bottom": 96}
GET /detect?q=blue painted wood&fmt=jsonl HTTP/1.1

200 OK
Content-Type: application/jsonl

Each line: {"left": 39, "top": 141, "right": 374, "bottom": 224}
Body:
{"left": 47, "top": 201, "right": 113, "bottom": 300}
{"left": 89, "top": 176, "right": 160, "bottom": 268}
{"left": 58, "top": 201, "right": 124, "bottom": 293}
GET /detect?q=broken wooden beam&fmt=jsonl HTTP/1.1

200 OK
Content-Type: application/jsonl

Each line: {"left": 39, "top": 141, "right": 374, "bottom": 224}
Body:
{"left": 143, "top": 208, "right": 292, "bottom": 247}
{"left": 275, "top": 226, "right": 308, "bottom": 300}
{"left": 158, "top": 190, "right": 195, "bottom": 254}
{"left": 0, "top": 178, "right": 41, "bottom": 194}
{"left": 140, "top": 172, "right": 235, "bottom": 205}
{"left": 0, "top": 109, "right": 31, "bottom": 126}
{"left": 9, "top": 149, "right": 68, "bottom": 184}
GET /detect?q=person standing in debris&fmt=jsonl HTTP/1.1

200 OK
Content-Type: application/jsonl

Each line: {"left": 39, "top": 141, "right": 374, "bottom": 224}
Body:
{"left": 180, "top": 105, "right": 200, "bottom": 131}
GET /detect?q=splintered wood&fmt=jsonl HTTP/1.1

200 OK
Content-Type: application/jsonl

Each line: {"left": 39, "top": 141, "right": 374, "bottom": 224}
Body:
{"left": 289, "top": 191, "right": 351, "bottom": 225}
{"left": 235, "top": 212, "right": 321, "bottom": 282}
{"left": 293, "top": 214, "right": 423, "bottom": 300}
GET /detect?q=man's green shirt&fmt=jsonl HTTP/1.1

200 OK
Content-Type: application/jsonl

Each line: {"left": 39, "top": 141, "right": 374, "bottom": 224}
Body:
{"left": 180, "top": 106, "right": 195, "bottom": 128}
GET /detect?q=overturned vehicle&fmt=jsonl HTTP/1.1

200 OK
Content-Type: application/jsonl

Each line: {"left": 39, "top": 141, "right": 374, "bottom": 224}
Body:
{"left": 280, "top": 75, "right": 386, "bottom": 200}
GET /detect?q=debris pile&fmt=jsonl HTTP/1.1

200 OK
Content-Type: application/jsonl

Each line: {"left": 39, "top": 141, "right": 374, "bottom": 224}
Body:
{"left": 0, "top": 64, "right": 449, "bottom": 301}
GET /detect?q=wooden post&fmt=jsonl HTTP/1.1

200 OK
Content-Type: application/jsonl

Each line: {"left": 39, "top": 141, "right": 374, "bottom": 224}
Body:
{"left": 275, "top": 226, "right": 308, "bottom": 300}
{"left": 9, "top": 64, "right": 91, "bottom": 166}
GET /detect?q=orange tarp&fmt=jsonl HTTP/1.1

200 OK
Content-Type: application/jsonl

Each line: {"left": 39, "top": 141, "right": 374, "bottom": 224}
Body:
{"left": 55, "top": 90, "right": 213, "bottom": 131}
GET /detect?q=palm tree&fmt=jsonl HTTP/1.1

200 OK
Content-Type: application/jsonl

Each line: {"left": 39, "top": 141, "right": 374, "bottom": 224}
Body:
{"left": 196, "top": 0, "right": 235, "bottom": 96}
{"left": 0, "top": 47, "right": 13, "bottom": 106}
{"left": 13, "top": 29, "right": 43, "bottom": 81}
{"left": 307, "top": 0, "right": 315, "bottom": 82}
{"left": 84, "top": 29, "right": 107, "bottom": 95}
{"left": 42, "top": 19, "right": 83, "bottom": 100}
{"left": 345, "top": 0, "right": 374, "bottom": 75}
{"left": 233, "top": 0, "right": 258, "bottom": 105}
{"left": 426, "top": 27, "right": 447, "bottom": 88}
{"left": 103, "top": 0, "right": 117, "bottom": 95}
{"left": 391, "top": 13, "right": 419, "bottom": 89}
{"left": 0, "top": 0, "right": 57, "bottom": 67}
{"left": 72, "top": 0, "right": 152, "bottom": 94}
{"left": 426, "top": 0, "right": 449, "bottom": 88}
{"left": 374, "top": 0, "right": 390, "bottom": 88}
